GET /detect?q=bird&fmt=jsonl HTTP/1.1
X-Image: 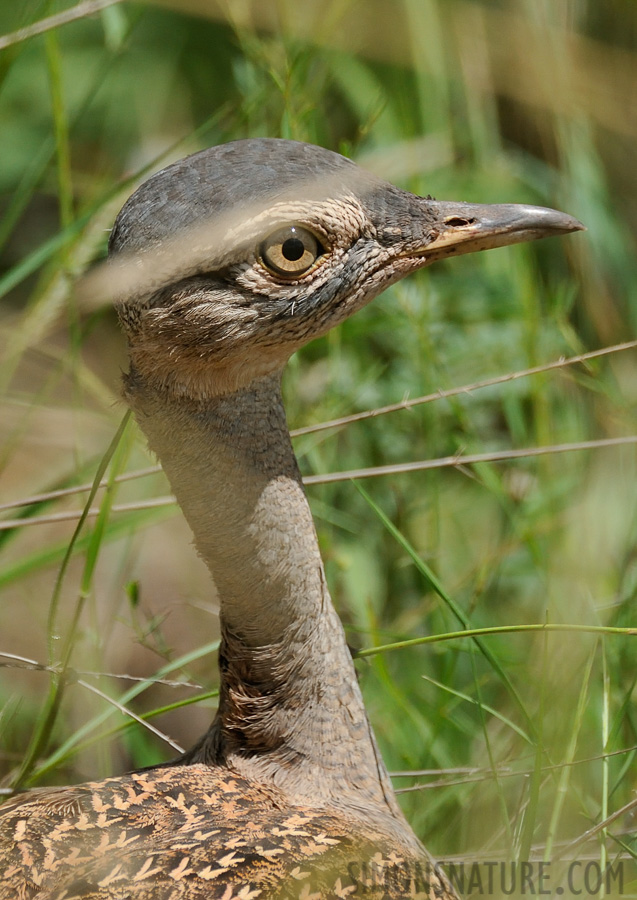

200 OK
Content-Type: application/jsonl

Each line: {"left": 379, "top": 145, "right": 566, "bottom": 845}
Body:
{"left": 0, "top": 138, "right": 583, "bottom": 899}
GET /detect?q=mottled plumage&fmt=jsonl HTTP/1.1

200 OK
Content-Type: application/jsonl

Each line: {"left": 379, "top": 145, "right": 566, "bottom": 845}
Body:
{"left": 3, "top": 766, "right": 455, "bottom": 899}
{"left": 0, "top": 139, "right": 583, "bottom": 898}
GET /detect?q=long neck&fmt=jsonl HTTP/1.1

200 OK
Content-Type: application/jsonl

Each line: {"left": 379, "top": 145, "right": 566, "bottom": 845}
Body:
{"left": 125, "top": 368, "right": 410, "bottom": 829}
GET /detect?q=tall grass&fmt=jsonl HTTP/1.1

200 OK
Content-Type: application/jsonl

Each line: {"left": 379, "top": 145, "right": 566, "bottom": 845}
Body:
{"left": 0, "top": 1, "right": 636, "bottom": 896}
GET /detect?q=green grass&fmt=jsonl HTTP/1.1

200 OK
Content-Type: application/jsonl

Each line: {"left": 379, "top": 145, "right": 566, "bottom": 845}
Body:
{"left": 1, "top": 1, "right": 636, "bottom": 896}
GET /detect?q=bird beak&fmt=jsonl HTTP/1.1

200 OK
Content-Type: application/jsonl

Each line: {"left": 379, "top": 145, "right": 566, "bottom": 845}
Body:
{"left": 414, "top": 201, "right": 585, "bottom": 262}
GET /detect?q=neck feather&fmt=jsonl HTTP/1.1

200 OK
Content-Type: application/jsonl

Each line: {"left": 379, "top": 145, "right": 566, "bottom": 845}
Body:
{"left": 124, "top": 368, "right": 410, "bottom": 829}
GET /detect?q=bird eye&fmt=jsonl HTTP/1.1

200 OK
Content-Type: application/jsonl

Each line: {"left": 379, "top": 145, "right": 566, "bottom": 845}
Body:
{"left": 259, "top": 226, "right": 322, "bottom": 277}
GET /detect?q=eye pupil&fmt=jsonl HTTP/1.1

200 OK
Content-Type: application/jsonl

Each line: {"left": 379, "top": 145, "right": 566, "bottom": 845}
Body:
{"left": 281, "top": 238, "right": 305, "bottom": 261}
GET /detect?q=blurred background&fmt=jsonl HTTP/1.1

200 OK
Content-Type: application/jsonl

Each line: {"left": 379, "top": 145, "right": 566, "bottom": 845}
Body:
{"left": 0, "top": 1, "right": 636, "bottom": 895}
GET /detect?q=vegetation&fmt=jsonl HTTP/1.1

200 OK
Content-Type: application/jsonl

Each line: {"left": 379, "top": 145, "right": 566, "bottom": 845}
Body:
{"left": 0, "top": 1, "right": 636, "bottom": 895}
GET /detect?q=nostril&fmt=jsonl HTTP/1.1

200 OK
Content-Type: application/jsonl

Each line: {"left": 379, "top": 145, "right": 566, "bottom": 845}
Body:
{"left": 444, "top": 216, "right": 476, "bottom": 228}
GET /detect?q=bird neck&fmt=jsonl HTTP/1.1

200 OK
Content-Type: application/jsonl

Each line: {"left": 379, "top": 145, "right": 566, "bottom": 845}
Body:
{"left": 124, "top": 368, "right": 409, "bottom": 828}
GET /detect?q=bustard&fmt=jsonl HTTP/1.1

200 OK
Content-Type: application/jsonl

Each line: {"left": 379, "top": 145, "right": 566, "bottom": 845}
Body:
{"left": 0, "top": 139, "right": 583, "bottom": 899}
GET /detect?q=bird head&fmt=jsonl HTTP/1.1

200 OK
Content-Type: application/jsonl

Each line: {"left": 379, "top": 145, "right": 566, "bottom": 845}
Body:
{"left": 109, "top": 138, "right": 583, "bottom": 398}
